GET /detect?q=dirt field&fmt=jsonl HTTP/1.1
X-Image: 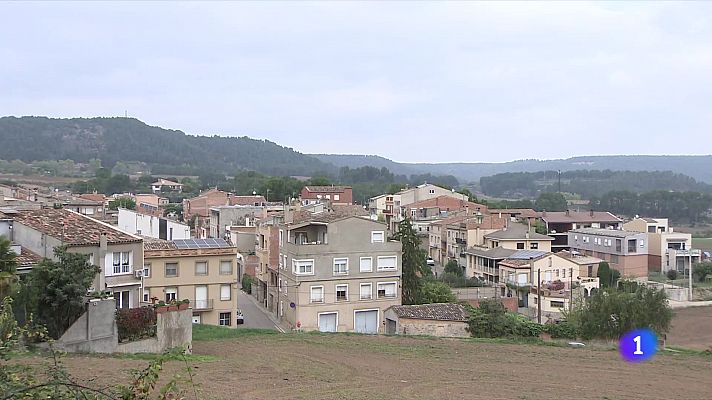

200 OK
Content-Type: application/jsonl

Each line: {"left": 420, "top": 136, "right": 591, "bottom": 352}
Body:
{"left": 31, "top": 332, "right": 712, "bottom": 400}
{"left": 667, "top": 306, "right": 712, "bottom": 351}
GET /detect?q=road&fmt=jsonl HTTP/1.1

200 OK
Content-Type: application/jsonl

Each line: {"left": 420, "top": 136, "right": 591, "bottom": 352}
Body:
{"left": 237, "top": 289, "right": 281, "bottom": 330}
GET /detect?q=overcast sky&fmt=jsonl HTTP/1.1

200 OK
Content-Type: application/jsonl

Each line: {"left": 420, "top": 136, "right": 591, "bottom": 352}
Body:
{"left": 2, "top": 2, "right": 711, "bottom": 163}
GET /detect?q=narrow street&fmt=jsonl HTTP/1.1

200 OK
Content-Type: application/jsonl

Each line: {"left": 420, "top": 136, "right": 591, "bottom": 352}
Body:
{"left": 236, "top": 289, "right": 281, "bottom": 331}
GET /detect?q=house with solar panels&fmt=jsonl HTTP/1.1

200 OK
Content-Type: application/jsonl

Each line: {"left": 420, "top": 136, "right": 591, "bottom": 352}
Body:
{"left": 142, "top": 238, "right": 239, "bottom": 327}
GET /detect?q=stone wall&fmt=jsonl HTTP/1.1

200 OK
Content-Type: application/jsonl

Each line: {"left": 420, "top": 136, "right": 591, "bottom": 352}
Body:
{"left": 466, "top": 297, "right": 518, "bottom": 313}
{"left": 383, "top": 309, "right": 469, "bottom": 338}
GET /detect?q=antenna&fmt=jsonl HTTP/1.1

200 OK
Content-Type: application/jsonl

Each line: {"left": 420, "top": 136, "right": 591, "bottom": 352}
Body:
{"left": 124, "top": 110, "right": 128, "bottom": 118}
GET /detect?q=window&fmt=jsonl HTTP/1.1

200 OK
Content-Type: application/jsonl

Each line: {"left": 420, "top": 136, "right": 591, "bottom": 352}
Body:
{"left": 562, "top": 269, "right": 566, "bottom": 278}
{"left": 377, "top": 256, "right": 397, "bottom": 271}
{"left": 279, "top": 230, "right": 284, "bottom": 247}
{"left": 336, "top": 284, "right": 348, "bottom": 301}
{"left": 165, "top": 287, "right": 177, "bottom": 302}
{"left": 143, "top": 263, "right": 151, "bottom": 278}
{"left": 360, "top": 283, "right": 372, "bottom": 300}
{"left": 220, "top": 284, "right": 231, "bottom": 301}
{"left": 333, "top": 258, "right": 348, "bottom": 275}
{"left": 114, "top": 290, "right": 130, "bottom": 309}
{"left": 556, "top": 269, "right": 560, "bottom": 278}
{"left": 165, "top": 262, "right": 178, "bottom": 277}
{"left": 220, "top": 260, "right": 233, "bottom": 275}
{"left": 377, "top": 282, "right": 397, "bottom": 299}
{"left": 334, "top": 194, "right": 340, "bottom": 201}
{"left": 310, "top": 286, "right": 324, "bottom": 303}
{"left": 359, "top": 257, "right": 373, "bottom": 272}
{"left": 371, "top": 231, "right": 385, "bottom": 243}
{"left": 282, "top": 255, "right": 288, "bottom": 270}
{"left": 550, "top": 301, "right": 565, "bottom": 308}
{"left": 429, "top": 189, "right": 435, "bottom": 194}
{"left": 112, "top": 252, "right": 132, "bottom": 274}
{"left": 195, "top": 261, "right": 208, "bottom": 276}
{"left": 142, "top": 289, "right": 149, "bottom": 303}
{"left": 293, "top": 259, "right": 314, "bottom": 275}
{"left": 219, "top": 312, "right": 231, "bottom": 326}
{"left": 516, "top": 242, "right": 525, "bottom": 250}
{"left": 530, "top": 242, "right": 539, "bottom": 250}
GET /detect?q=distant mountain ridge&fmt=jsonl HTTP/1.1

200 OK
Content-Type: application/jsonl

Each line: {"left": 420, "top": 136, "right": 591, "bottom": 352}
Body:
{"left": 312, "top": 154, "right": 712, "bottom": 184}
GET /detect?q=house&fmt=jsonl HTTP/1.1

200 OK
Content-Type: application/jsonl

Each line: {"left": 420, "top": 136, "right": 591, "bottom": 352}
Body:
{"left": 483, "top": 223, "right": 554, "bottom": 252}
{"left": 623, "top": 217, "right": 700, "bottom": 274}
{"left": 11, "top": 208, "right": 144, "bottom": 308}
{"left": 0, "top": 210, "right": 11, "bottom": 238}
{"left": 556, "top": 250, "right": 605, "bottom": 278}
{"left": 488, "top": 208, "right": 541, "bottom": 222}
{"left": 384, "top": 303, "right": 470, "bottom": 338}
{"left": 396, "top": 183, "right": 467, "bottom": 206}
{"left": 151, "top": 178, "right": 183, "bottom": 194}
{"left": 428, "top": 213, "right": 507, "bottom": 269}
{"left": 497, "top": 251, "right": 599, "bottom": 318}
{"left": 10, "top": 243, "right": 43, "bottom": 274}
{"left": 402, "top": 196, "right": 488, "bottom": 221}
{"left": 568, "top": 228, "right": 649, "bottom": 279}
{"left": 208, "top": 205, "right": 266, "bottom": 239}
{"left": 276, "top": 211, "right": 402, "bottom": 333}
{"left": 254, "top": 220, "right": 280, "bottom": 313}
{"left": 118, "top": 208, "right": 191, "bottom": 240}
{"left": 300, "top": 186, "right": 353, "bottom": 205}
{"left": 61, "top": 197, "right": 105, "bottom": 218}
{"left": 182, "top": 189, "right": 267, "bottom": 237}
{"left": 464, "top": 247, "right": 517, "bottom": 284}
{"left": 541, "top": 210, "right": 622, "bottom": 251}
{"left": 134, "top": 194, "right": 169, "bottom": 217}
{"left": 142, "top": 238, "right": 238, "bottom": 327}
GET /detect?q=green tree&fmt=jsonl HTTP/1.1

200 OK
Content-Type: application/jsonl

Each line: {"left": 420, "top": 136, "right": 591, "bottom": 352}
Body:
{"left": 567, "top": 286, "right": 672, "bottom": 340}
{"left": 444, "top": 260, "right": 464, "bottom": 277}
{"left": 109, "top": 197, "right": 136, "bottom": 210}
{"left": 693, "top": 263, "right": 712, "bottom": 282}
{"left": 596, "top": 262, "right": 621, "bottom": 289}
{"left": 534, "top": 220, "right": 548, "bottom": 235}
{"left": 397, "top": 218, "right": 425, "bottom": 305}
{"left": 23, "top": 247, "right": 100, "bottom": 338}
{"left": 534, "top": 192, "right": 568, "bottom": 212}
{"left": 0, "top": 237, "right": 18, "bottom": 299}
{"left": 419, "top": 280, "right": 457, "bottom": 304}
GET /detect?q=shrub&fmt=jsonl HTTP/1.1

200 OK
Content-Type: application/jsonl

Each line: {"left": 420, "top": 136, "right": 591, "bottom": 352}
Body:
{"left": 242, "top": 274, "right": 253, "bottom": 294}
{"left": 666, "top": 269, "right": 678, "bottom": 280}
{"left": 466, "top": 300, "right": 542, "bottom": 338}
{"left": 543, "top": 321, "right": 578, "bottom": 339}
{"left": 116, "top": 307, "right": 157, "bottom": 342}
{"left": 418, "top": 280, "right": 457, "bottom": 304}
{"left": 443, "top": 260, "right": 464, "bottom": 277}
{"left": 693, "top": 263, "right": 712, "bottom": 282}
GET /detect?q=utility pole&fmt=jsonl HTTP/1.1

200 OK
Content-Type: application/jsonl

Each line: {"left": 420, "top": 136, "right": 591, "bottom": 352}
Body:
{"left": 558, "top": 170, "right": 562, "bottom": 193}
{"left": 537, "top": 269, "right": 542, "bottom": 324}
{"left": 569, "top": 267, "right": 573, "bottom": 311}
{"left": 689, "top": 254, "right": 693, "bottom": 300}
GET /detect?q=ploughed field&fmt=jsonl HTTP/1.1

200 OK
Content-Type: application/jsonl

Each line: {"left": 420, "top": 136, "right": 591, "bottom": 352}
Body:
{"left": 31, "top": 327, "right": 712, "bottom": 400}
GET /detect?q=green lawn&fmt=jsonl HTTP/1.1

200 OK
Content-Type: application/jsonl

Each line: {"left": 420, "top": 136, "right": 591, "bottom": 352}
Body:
{"left": 192, "top": 324, "right": 279, "bottom": 341}
{"left": 692, "top": 237, "right": 712, "bottom": 250}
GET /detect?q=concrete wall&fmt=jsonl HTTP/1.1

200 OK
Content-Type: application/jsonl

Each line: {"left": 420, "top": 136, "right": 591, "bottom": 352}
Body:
{"left": 383, "top": 309, "right": 469, "bottom": 338}
{"left": 118, "top": 208, "right": 190, "bottom": 240}
{"left": 466, "top": 297, "right": 519, "bottom": 313}
{"left": 57, "top": 299, "right": 118, "bottom": 353}
{"left": 57, "top": 299, "right": 193, "bottom": 354}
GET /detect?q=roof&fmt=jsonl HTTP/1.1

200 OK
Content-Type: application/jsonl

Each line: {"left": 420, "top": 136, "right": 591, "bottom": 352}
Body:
{"left": 465, "top": 215, "right": 508, "bottom": 230}
{"left": 489, "top": 208, "right": 541, "bottom": 219}
{"left": 499, "top": 251, "right": 551, "bottom": 267}
{"left": 79, "top": 193, "right": 107, "bottom": 203}
{"left": 62, "top": 197, "right": 102, "bottom": 206}
{"left": 152, "top": 178, "right": 182, "bottom": 186}
{"left": 13, "top": 209, "right": 142, "bottom": 246}
{"left": 484, "top": 224, "right": 553, "bottom": 241}
{"left": 406, "top": 196, "right": 487, "bottom": 212}
{"left": 229, "top": 195, "right": 266, "bottom": 206}
{"left": 387, "top": 303, "right": 469, "bottom": 322}
{"left": 542, "top": 211, "right": 622, "bottom": 224}
{"left": 142, "top": 237, "right": 178, "bottom": 251}
{"left": 556, "top": 250, "right": 604, "bottom": 265}
{"left": 570, "top": 228, "right": 643, "bottom": 238}
{"left": 17, "top": 246, "right": 42, "bottom": 266}
{"left": 302, "top": 186, "right": 352, "bottom": 193}
{"left": 465, "top": 246, "right": 517, "bottom": 259}
{"left": 173, "top": 238, "right": 232, "bottom": 249}
{"left": 291, "top": 204, "right": 369, "bottom": 225}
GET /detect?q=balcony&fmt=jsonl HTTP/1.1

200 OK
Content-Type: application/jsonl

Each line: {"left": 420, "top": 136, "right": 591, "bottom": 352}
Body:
{"left": 193, "top": 299, "right": 214, "bottom": 311}
{"left": 455, "top": 238, "right": 467, "bottom": 245}
{"left": 667, "top": 249, "right": 701, "bottom": 257}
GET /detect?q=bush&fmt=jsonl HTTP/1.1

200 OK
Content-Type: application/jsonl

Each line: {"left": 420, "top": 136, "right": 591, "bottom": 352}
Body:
{"left": 439, "top": 273, "right": 484, "bottom": 288}
{"left": 116, "top": 307, "right": 157, "bottom": 342}
{"left": 466, "top": 300, "right": 542, "bottom": 338}
{"left": 419, "top": 280, "right": 457, "bottom": 304}
{"left": 666, "top": 269, "right": 678, "bottom": 280}
{"left": 693, "top": 263, "right": 712, "bottom": 282}
{"left": 242, "top": 274, "right": 253, "bottom": 294}
{"left": 443, "top": 260, "right": 463, "bottom": 277}
{"left": 543, "top": 321, "right": 578, "bottom": 339}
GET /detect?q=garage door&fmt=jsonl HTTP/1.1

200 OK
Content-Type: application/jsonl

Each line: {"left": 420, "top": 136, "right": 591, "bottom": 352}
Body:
{"left": 318, "top": 312, "right": 338, "bottom": 332}
{"left": 354, "top": 310, "right": 379, "bottom": 334}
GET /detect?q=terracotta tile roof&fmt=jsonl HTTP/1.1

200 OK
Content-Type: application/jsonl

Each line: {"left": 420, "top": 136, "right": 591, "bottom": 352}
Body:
{"left": 302, "top": 186, "right": 351, "bottom": 193}
{"left": 142, "top": 237, "right": 178, "bottom": 250}
{"left": 542, "top": 211, "right": 622, "bottom": 224}
{"left": 17, "top": 246, "right": 42, "bottom": 266}
{"left": 229, "top": 195, "right": 266, "bottom": 206}
{"left": 570, "top": 228, "right": 642, "bottom": 238}
{"left": 388, "top": 303, "right": 469, "bottom": 322}
{"left": 13, "top": 209, "right": 141, "bottom": 246}
{"left": 152, "top": 178, "right": 182, "bottom": 186}
{"left": 406, "top": 196, "right": 488, "bottom": 213}
{"left": 465, "top": 215, "right": 508, "bottom": 230}
{"left": 556, "top": 250, "right": 603, "bottom": 265}
{"left": 489, "top": 208, "right": 541, "bottom": 219}
{"left": 484, "top": 223, "right": 553, "bottom": 241}
{"left": 79, "top": 193, "right": 107, "bottom": 203}
{"left": 291, "top": 204, "right": 369, "bottom": 225}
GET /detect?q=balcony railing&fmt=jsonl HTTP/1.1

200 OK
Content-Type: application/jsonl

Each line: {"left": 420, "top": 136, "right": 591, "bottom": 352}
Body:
{"left": 193, "top": 299, "right": 214, "bottom": 311}
{"left": 667, "top": 249, "right": 701, "bottom": 257}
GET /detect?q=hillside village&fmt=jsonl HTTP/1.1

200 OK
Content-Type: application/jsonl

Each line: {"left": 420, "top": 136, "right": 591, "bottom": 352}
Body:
{"left": 1, "top": 176, "right": 707, "bottom": 345}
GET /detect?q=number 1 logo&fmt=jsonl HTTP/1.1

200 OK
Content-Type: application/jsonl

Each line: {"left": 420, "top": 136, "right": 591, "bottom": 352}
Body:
{"left": 620, "top": 329, "right": 656, "bottom": 362}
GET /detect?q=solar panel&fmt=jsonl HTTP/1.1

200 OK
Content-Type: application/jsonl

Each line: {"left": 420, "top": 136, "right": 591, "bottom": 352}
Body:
{"left": 509, "top": 250, "right": 547, "bottom": 260}
{"left": 173, "top": 238, "right": 230, "bottom": 249}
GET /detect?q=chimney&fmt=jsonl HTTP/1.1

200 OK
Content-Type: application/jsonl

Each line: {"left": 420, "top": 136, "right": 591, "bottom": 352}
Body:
{"left": 565, "top": 210, "right": 570, "bottom": 217}
{"left": 590, "top": 209, "right": 594, "bottom": 217}
{"left": 100, "top": 232, "right": 108, "bottom": 251}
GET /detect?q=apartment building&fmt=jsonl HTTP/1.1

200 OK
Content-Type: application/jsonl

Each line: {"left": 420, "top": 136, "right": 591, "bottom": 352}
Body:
{"left": 134, "top": 194, "right": 169, "bottom": 217}
{"left": 623, "top": 217, "right": 700, "bottom": 273}
{"left": 11, "top": 208, "right": 144, "bottom": 308}
{"left": 483, "top": 223, "right": 553, "bottom": 252}
{"left": 142, "top": 238, "right": 238, "bottom": 327}
{"left": 118, "top": 208, "right": 190, "bottom": 240}
{"left": 183, "top": 189, "right": 267, "bottom": 238}
{"left": 541, "top": 210, "right": 622, "bottom": 251}
{"left": 568, "top": 228, "right": 649, "bottom": 279}
{"left": 208, "top": 205, "right": 266, "bottom": 239}
{"left": 276, "top": 213, "right": 402, "bottom": 333}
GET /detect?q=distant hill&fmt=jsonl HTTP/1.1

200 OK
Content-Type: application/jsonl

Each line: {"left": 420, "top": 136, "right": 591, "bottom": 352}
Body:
{"left": 0, "top": 116, "right": 334, "bottom": 177}
{"left": 312, "top": 154, "right": 712, "bottom": 184}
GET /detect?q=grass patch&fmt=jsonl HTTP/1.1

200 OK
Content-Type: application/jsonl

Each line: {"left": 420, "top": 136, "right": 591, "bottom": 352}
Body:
{"left": 192, "top": 324, "right": 278, "bottom": 341}
{"left": 113, "top": 352, "right": 219, "bottom": 362}
{"left": 663, "top": 346, "right": 712, "bottom": 360}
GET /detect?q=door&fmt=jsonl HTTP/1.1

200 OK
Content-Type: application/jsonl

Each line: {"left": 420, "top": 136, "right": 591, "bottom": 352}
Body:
{"left": 318, "top": 312, "right": 338, "bottom": 333}
{"left": 195, "top": 286, "right": 208, "bottom": 309}
{"left": 386, "top": 318, "right": 397, "bottom": 335}
{"left": 354, "top": 310, "right": 379, "bottom": 334}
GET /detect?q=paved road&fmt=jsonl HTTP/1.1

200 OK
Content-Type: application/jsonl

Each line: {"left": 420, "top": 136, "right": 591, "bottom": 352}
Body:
{"left": 237, "top": 289, "right": 280, "bottom": 330}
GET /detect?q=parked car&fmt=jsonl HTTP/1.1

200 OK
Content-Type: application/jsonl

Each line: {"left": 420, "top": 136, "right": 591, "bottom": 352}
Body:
{"left": 236, "top": 309, "right": 244, "bottom": 325}
{"left": 426, "top": 257, "right": 435, "bottom": 267}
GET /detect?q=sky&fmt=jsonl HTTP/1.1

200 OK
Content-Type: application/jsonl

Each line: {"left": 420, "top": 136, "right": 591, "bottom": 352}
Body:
{"left": 1, "top": 1, "right": 712, "bottom": 163}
